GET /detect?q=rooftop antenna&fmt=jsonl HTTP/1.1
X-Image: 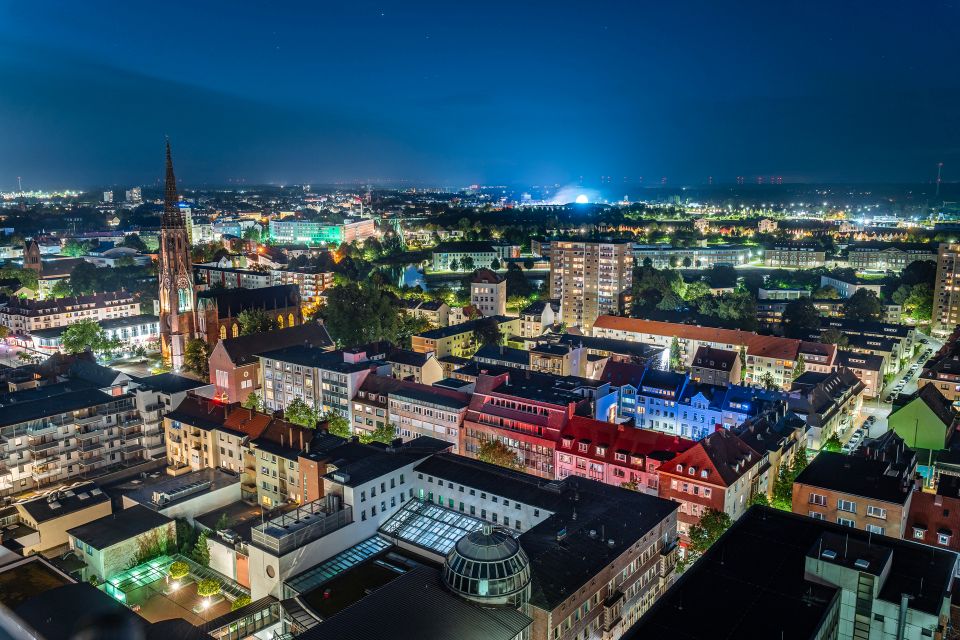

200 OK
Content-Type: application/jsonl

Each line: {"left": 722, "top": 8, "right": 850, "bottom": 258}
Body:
{"left": 936, "top": 162, "right": 944, "bottom": 199}
{"left": 17, "top": 176, "right": 22, "bottom": 194}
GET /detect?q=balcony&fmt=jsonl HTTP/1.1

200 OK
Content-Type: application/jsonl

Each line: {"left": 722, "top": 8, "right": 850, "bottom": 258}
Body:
{"left": 31, "top": 466, "right": 60, "bottom": 481}
{"left": 79, "top": 456, "right": 104, "bottom": 468}
{"left": 75, "top": 414, "right": 102, "bottom": 426}
{"left": 29, "top": 439, "right": 59, "bottom": 453}
{"left": 76, "top": 430, "right": 101, "bottom": 442}
{"left": 80, "top": 440, "right": 102, "bottom": 452}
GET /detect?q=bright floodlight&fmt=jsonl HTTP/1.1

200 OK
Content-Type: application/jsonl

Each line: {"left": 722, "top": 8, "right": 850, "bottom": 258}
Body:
{"left": 575, "top": 194, "right": 589, "bottom": 204}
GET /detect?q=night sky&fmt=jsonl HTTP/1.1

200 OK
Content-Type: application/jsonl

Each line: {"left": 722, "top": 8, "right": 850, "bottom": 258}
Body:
{"left": 1, "top": 1, "right": 959, "bottom": 189}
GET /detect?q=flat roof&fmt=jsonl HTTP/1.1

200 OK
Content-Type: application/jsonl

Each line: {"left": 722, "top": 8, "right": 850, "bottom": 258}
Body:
{"left": 297, "top": 565, "right": 531, "bottom": 640}
{"left": 114, "top": 467, "right": 238, "bottom": 512}
{"left": 67, "top": 505, "right": 173, "bottom": 551}
{"left": 17, "top": 482, "right": 110, "bottom": 524}
{"left": 794, "top": 451, "right": 912, "bottom": 505}
{"left": 626, "top": 507, "right": 957, "bottom": 639}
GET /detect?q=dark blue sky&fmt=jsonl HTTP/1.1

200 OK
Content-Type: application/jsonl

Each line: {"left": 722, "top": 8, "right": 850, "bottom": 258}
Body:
{"left": 1, "top": 0, "right": 959, "bottom": 189}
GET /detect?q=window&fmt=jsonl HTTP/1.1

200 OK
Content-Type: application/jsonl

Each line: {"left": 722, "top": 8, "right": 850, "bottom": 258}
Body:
{"left": 865, "top": 524, "right": 884, "bottom": 535}
{"left": 232, "top": 323, "right": 239, "bottom": 338}
{"left": 938, "top": 532, "right": 952, "bottom": 545}
{"left": 809, "top": 493, "right": 826, "bottom": 506}
{"left": 866, "top": 506, "right": 887, "bottom": 520}
{"left": 837, "top": 499, "right": 856, "bottom": 513}
{"left": 837, "top": 517, "right": 855, "bottom": 527}
{"left": 809, "top": 511, "right": 824, "bottom": 520}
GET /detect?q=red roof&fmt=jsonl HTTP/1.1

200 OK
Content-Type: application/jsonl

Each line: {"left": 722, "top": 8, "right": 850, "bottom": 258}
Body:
{"left": 557, "top": 416, "right": 696, "bottom": 464}
{"left": 592, "top": 316, "right": 835, "bottom": 362}
{"left": 905, "top": 490, "right": 960, "bottom": 551}
{"left": 657, "top": 429, "right": 760, "bottom": 487}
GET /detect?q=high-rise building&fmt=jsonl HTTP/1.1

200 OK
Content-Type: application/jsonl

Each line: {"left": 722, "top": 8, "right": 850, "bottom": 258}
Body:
{"left": 933, "top": 243, "right": 960, "bottom": 337}
{"left": 549, "top": 240, "right": 632, "bottom": 330}
{"left": 125, "top": 186, "right": 142, "bottom": 204}
{"left": 102, "top": 190, "right": 113, "bottom": 203}
{"left": 157, "top": 142, "right": 197, "bottom": 369}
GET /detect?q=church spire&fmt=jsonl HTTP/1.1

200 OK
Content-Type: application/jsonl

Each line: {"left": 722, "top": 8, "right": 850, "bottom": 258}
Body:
{"left": 162, "top": 139, "right": 184, "bottom": 228}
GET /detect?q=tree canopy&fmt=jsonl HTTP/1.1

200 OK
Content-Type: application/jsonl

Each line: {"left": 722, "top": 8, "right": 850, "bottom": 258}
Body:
{"left": 687, "top": 509, "right": 732, "bottom": 556}
{"left": 322, "top": 281, "right": 399, "bottom": 347}
{"left": 842, "top": 289, "right": 882, "bottom": 322}
{"left": 477, "top": 440, "right": 522, "bottom": 470}
{"left": 237, "top": 308, "right": 275, "bottom": 335}
{"left": 61, "top": 319, "right": 121, "bottom": 357}
{"left": 782, "top": 298, "right": 820, "bottom": 338}
{"left": 183, "top": 339, "right": 211, "bottom": 376}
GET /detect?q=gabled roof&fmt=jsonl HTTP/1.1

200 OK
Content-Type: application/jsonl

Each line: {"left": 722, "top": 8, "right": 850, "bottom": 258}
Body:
{"left": 893, "top": 384, "right": 957, "bottom": 430}
{"left": 660, "top": 429, "right": 760, "bottom": 487}
{"left": 216, "top": 322, "right": 334, "bottom": 366}
{"left": 598, "top": 360, "right": 647, "bottom": 387}
{"left": 691, "top": 345, "right": 738, "bottom": 371}
{"left": 470, "top": 268, "right": 504, "bottom": 284}
{"left": 558, "top": 416, "right": 695, "bottom": 464}
{"left": 67, "top": 505, "right": 172, "bottom": 550}
{"left": 387, "top": 348, "right": 433, "bottom": 368}
{"left": 197, "top": 284, "right": 299, "bottom": 318}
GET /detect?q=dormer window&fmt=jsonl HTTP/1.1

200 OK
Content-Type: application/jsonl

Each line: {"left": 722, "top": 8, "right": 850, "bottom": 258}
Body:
{"left": 700, "top": 470, "right": 708, "bottom": 478}
{"left": 676, "top": 464, "right": 683, "bottom": 472}
{"left": 596, "top": 446, "right": 606, "bottom": 456}
{"left": 688, "top": 466, "right": 695, "bottom": 475}
{"left": 578, "top": 443, "right": 589, "bottom": 453}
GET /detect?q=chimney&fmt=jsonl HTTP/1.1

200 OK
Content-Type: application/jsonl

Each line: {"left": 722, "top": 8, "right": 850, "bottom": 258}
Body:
{"left": 300, "top": 430, "right": 304, "bottom": 450}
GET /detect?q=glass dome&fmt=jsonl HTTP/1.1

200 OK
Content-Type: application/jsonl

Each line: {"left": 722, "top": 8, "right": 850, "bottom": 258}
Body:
{"left": 442, "top": 525, "right": 531, "bottom": 607}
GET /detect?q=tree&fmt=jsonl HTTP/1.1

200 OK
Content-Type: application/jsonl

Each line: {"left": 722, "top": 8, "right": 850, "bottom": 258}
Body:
{"left": 192, "top": 530, "right": 210, "bottom": 566}
{"left": 792, "top": 354, "right": 805, "bottom": 380}
{"left": 822, "top": 434, "right": 843, "bottom": 453}
{"left": 61, "top": 319, "right": 107, "bottom": 355}
{"left": 50, "top": 279, "right": 72, "bottom": 298}
{"left": 687, "top": 509, "right": 732, "bottom": 556}
{"left": 62, "top": 239, "right": 90, "bottom": 257}
{"left": 782, "top": 298, "right": 821, "bottom": 339}
{"left": 168, "top": 561, "right": 190, "bottom": 581}
{"left": 771, "top": 463, "right": 793, "bottom": 510}
{"left": 121, "top": 233, "right": 148, "bottom": 252}
{"left": 461, "top": 256, "right": 475, "bottom": 272}
{"left": 842, "top": 289, "right": 882, "bottom": 322}
{"left": 242, "top": 392, "right": 262, "bottom": 411}
{"left": 669, "top": 336, "right": 682, "bottom": 370}
{"left": 790, "top": 441, "right": 809, "bottom": 477}
{"left": 449, "top": 258, "right": 460, "bottom": 272}
{"left": 472, "top": 317, "right": 503, "bottom": 349}
{"left": 820, "top": 327, "right": 849, "bottom": 347}
{"left": 285, "top": 398, "right": 319, "bottom": 428}
{"left": 215, "top": 513, "right": 230, "bottom": 532}
{"left": 620, "top": 480, "right": 640, "bottom": 491}
{"left": 231, "top": 594, "right": 252, "bottom": 611}
{"left": 705, "top": 265, "right": 738, "bottom": 289}
{"left": 183, "top": 339, "right": 211, "bottom": 376}
{"left": 759, "top": 372, "right": 777, "bottom": 390}
{"left": 477, "top": 440, "right": 522, "bottom": 470}
{"left": 490, "top": 257, "right": 501, "bottom": 270}
{"left": 197, "top": 578, "right": 221, "bottom": 599}
{"left": 68, "top": 261, "right": 101, "bottom": 294}
{"left": 900, "top": 260, "right": 937, "bottom": 287}
{"left": 320, "top": 410, "right": 351, "bottom": 438}
{"left": 750, "top": 492, "right": 770, "bottom": 507}
{"left": 237, "top": 308, "right": 275, "bottom": 335}
{"left": 360, "top": 422, "right": 396, "bottom": 445}
{"left": 323, "top": 282, "right": 399, "bottom": 347}
{"left": 0, "top": 325, "right": 8, "bottom": 340}
{"left": 811, "top": 285, "right": 839, "bottom": 299}
{"left": 738, "top": 345, "right": 747, "bottom": 383}
{"left": 396, "top": 314, "right": 434, "bottom": 349}
{"left": 505, "top": 262, "right": 533, "bottom": 299}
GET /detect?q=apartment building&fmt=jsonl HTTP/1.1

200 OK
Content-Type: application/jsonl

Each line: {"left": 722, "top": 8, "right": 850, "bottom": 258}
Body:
{"left": 518, "top": 300, "right": 557, "bottom": 337}
{"left": 549, "top": 240, "right": 632, "bottom": 330}
{"left": 461, "top": 372, "right": 589, "bottom": 479}
{"left": 208, "top": 322, "right": 334, "bottom": 404}
{"left": 919, "top": 325, "right": 960, "bottom": 403}
{"left": 431, "top": 241, "right": 516, "bottom": 271}
{"left": 0, "top": 364, "right": 145, "bottom": 497}
{"left": 689, "top": 345, "right": 740, "bottom": 385}
{"left": 388, "top": 383, "right": 471, "bottom": 452}
{"left": 792, "top": 432, "right": 916, "bottom": 538}
{"left": 933, "top": 242, "right": 960, "bottom": 337}
{"left": 30, "top": 314, "right": 160, "bottom": 354}
{"left": 258, "top": 343, "right": 392, "bottom": 418}
{"left": 592, "top": 316, "right": 836, "bottom": 389}
{"left": 788, "top": 368, "right": 865, "bottom": 449}
{"left": 554, "top": 416, "right": 696, "bottom": 494}
{"left": 762, "top": 242, "right": 826, "bottom": 268}
{"left": 194, "top": 263, "right": 272, "bottom": 290}
{"left": 385, "top": 348, "right": 443, "bottom": 385}
{"left": 410, "top": 316, "right": 520, "bottom": 359}
{"left": 270, "top": 268, "right": 335, "bottom": 305}
{"left": 834, "top": 350, "right": 884, "bottom": 398}
{"left": 656, "top": 429, "right": 765, "bottom": 545}
{"left": 0, "top": 291, "right": 140, "bottom": 336}
{"left": 469, "top": 268, "right": 507, "bottom": 317}
{"left": 848, "top": 242, "right": 938, "bottom": 272}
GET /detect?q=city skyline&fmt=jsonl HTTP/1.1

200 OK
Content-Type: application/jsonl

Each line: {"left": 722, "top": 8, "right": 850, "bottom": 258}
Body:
{"left": 1, "top": 1, "right": 959, "bottom": 188}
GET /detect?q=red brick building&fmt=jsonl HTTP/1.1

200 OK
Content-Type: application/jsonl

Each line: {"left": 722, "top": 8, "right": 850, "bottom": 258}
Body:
{"left": 656, "top": 429, "right": 764, "bottom": 545}
{"left": 208, "top": 322, "right": 333, "bottom": 403}
{"left": 196, "top": 284, "right": 302, "bottom": 344}
{"left": 460, "top": 372, "right": 588, "bottom": 479}
{"left": 906, "top": 475, "right": 960, "bottom": 552}
{"left": 554, "top": 416, "right": 695, "bottom": 494}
